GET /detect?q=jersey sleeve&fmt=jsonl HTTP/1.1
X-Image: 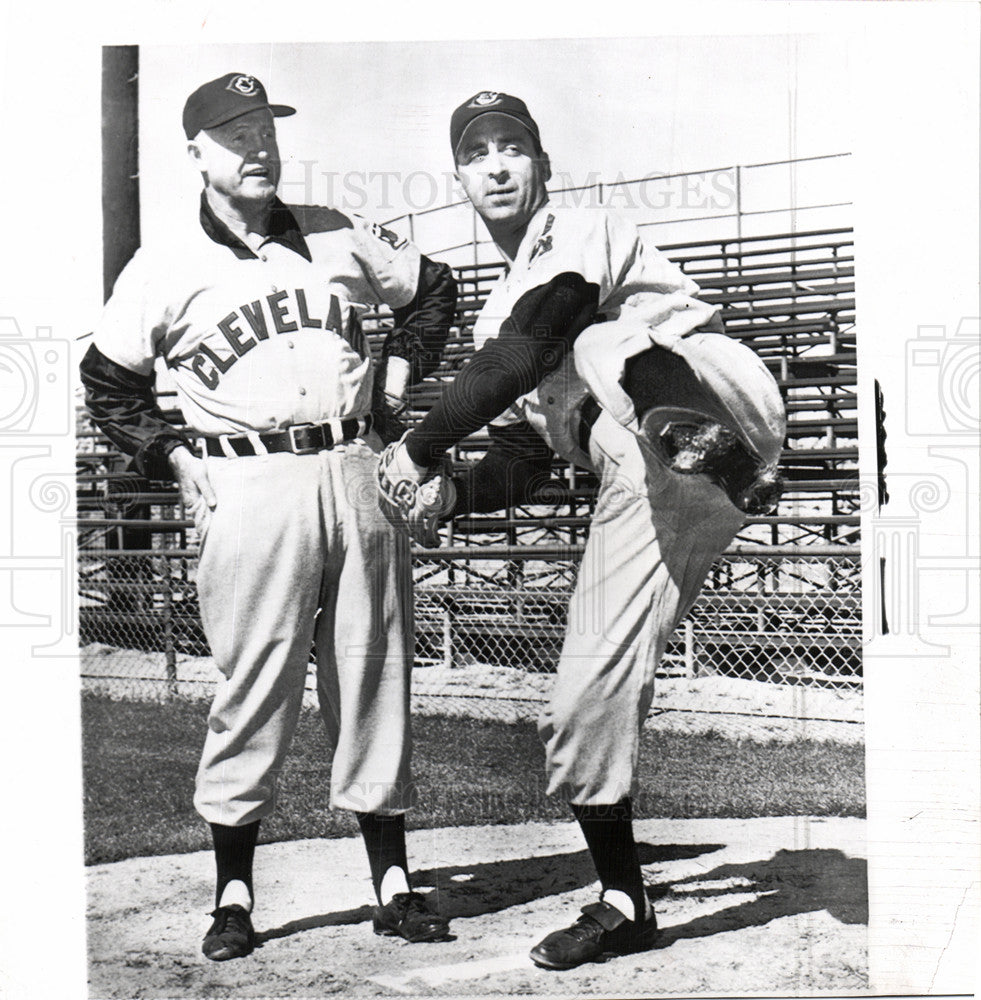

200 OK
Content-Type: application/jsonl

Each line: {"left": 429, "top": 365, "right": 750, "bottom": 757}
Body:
{"left": 91, "top": 249, "right": 172, "bottom": 376}
{"left": 404, "top": 270, "right": 599, "bottom": 466}
{"left": 382, "top": 255, "right": 457, "bottom": 384}
{"left": 446, "top": 420, "right": 559, "bottom": 518}
{"left": 349, "top": 215, "right": 424, "bottom": 310}
{"left": 84, "top": 249, "right": 190, "bottom": 479}
{"left": 519, "top": 207, "right": 702, "bottom": 313}
{"left": 522, "top": 208, "right": 635, "bottom": 308}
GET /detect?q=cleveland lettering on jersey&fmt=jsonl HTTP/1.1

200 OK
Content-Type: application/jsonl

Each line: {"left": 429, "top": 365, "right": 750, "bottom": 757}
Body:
{"left": 189, "top": 289, "right": 347, "bottom": 389}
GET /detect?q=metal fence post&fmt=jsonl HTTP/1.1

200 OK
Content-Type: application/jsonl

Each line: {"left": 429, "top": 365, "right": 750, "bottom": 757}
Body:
{"left": 735, "top": 165, "right": 743, "bottom": 243}
{"left": 442, "top": 605, "right": 453, "bottom": 669}
{"left": 684, "top": 620, "right": 696, "bottom": 679}
{"left": 472, "top": 206, "right": 479, "bottom": 269}
{"left": 162, "top": 569, "right": 177, "bottom": 695}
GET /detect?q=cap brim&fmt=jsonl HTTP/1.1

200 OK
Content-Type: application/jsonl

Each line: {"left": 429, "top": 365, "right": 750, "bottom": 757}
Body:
{"left": 199, "top": 103, "right": 297, "bottom": 133}
{"left": 454, "top": 111, "right": 537, "bottom": 158}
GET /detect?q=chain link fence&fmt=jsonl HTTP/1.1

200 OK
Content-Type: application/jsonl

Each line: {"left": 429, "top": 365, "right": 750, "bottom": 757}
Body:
{"left": 78, "top": 537, "right": 862, "bottom": 743}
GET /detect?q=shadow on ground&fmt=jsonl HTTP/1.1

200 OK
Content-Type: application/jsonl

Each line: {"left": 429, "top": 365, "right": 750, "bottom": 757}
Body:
{"left": 258, "top": 844, "right": 867, "bottom": 947}
{"left": 654, "top": 847, "right": 868, "bottom": 946}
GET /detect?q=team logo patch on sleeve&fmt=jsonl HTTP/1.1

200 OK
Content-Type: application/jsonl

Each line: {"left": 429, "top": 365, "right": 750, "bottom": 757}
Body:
{"left": 370, "top": 222, "right": 408, "bottom": 251}
{"left": 226, "top": 75, "right": 259, "bottom": 96}
{"left": 529, "top": 213, "right": 556, "bottom": 262}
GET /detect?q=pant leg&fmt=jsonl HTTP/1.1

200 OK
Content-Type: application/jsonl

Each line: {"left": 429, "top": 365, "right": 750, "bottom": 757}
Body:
{"left": 193, "top": 452, "right": 325, "bottom": 827}
{"left": 313, "top": 439, "right": 416, "bottom": 814}
{"left": 539, "top": 410, "right": 744, "bottom": 805}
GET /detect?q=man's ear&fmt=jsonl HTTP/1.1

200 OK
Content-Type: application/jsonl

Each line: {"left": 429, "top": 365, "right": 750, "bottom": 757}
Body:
{"left": 540, "top": 151, "right": 552, "bottom": 185}
{"left": 187, "top": 139, "right": 203, "bottom": 169}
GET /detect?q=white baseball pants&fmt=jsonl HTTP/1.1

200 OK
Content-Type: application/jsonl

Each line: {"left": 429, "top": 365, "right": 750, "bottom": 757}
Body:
{"left": 538, "top": 409, "right": 746, "bottom": 805}
{"left": 192, "top": 437, "right": 415, "bottom": 827}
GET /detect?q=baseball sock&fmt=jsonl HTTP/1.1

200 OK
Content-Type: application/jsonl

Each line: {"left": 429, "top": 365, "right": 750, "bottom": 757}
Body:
{"left": 210, "top": 820, "right": 260, "bottom": 911}
{"left": 570, "top": 798, "right": 650, "bottom": 923}
{"left": 356, "top": 811, "right": 410, "bottom": 904}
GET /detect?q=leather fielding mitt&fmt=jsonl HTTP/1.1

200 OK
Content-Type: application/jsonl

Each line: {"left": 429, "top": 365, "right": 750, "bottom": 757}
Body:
{"left": 377, "top": 434, "right": 457, "bottom": 547}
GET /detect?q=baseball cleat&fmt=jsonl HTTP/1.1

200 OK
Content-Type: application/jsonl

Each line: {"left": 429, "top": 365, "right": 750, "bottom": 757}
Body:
{"left": 372, "top": 891, "right": 451, "bottom": 942}
{"left": 643, "top": 415, "right": 750, "bottom": 478}
{"left": 529, "top": 900, "right": 658, "bottom": 970}
{"left": 202, "top": 904, "right": 256, "bottom": 961}
{"left": 640, "top": 410, "right": 783, "bottom": 514}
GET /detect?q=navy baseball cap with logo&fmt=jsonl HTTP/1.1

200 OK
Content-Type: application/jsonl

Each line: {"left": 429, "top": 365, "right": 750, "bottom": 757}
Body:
{"left": 183, "top": 72, "right": 296, "bottom": 139}
{"left": 450, "top": 91, "right": 541, "bottom": 159}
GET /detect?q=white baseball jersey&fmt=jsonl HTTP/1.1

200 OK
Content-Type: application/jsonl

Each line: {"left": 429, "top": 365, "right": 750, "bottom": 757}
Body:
{"left": 472, "top": 200, "right": 719, "bottom": 467}
{"left": 93, "top": 200, "right": 422, "bottom": 436}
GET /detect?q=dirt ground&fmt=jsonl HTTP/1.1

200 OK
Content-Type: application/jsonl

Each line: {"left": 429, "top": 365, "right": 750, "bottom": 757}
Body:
{"left": 87, "top": 815, "right": 868, "bottom": 999}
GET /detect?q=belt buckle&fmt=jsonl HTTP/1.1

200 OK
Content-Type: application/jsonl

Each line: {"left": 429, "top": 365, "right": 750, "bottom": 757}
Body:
{"left": 287, "top": 423, "right": 323, "bottom": 455}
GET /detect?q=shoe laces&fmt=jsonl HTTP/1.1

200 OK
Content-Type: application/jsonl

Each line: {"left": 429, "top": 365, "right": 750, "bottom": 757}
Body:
{"left": 211, "top": 905, "right": 250, "bottom": 935}
{"left": 565, "top": 913, "right": 604, "bottom": 942}
{"left": 398, "top": 891, "right": 431, "bottom": 914}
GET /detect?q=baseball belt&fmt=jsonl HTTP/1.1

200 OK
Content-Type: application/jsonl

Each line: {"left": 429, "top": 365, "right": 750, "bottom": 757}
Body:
{"left": 202, "top": 414, "right": 373, "bottom": 458}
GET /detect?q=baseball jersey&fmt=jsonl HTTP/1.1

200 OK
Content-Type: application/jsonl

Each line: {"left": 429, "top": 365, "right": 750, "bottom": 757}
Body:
{"left": 472, "top": 200, "right": 719, "bottom": 467}
{"left": 93, "top": 197, "right": 423, "bottom": 436}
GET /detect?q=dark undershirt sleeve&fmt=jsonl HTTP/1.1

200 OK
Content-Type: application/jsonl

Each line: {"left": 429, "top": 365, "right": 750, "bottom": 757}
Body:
{"left": 405, "top": 271, "right": 599, "bottom": 467}
{"left": 381, "top": 256, "right": 457, "bottom": 384}
{"left": 80, "top": 342, "right": 191, "bottom": 481}
{"left": 447, "top": 420, "right": 558, "bottom": 518}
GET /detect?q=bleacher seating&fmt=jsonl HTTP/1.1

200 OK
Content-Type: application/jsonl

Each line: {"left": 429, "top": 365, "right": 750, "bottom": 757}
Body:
{"left": 77, "top": 226, "right": 858, "bottom": 547}
{"left": 76, "top": 226, "right": 860, "bottom": 683}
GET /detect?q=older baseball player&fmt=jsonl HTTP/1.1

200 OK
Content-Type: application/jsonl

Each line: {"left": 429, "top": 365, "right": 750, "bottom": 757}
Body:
{"left": 379, "top": 91, "right": 786, "bottom": 969}
{"left": 81, "top": 73, "right": 457, "bottom": 961}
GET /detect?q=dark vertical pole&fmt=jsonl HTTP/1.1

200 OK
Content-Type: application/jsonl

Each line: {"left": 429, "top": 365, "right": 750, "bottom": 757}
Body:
{"left": 102, "top": 45, "right": 140, "bottom": 303}
{"left": 101, "top": 47, "right": 149, "bottom": 660}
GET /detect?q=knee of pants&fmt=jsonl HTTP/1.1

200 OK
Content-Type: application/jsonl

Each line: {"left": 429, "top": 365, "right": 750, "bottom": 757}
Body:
{"left": 539, "top": 684, "right": 607, "bottom": 752}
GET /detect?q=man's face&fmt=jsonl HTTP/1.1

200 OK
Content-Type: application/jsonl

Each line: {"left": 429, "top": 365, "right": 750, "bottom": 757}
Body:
{"left": 189, "top": 108, "right": 281, "bottom": 202}
{"left": 454, "top": 114, "right": 549, "bottom": 228}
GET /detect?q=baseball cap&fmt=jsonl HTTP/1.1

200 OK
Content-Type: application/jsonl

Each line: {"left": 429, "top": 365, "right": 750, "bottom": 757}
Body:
{"left": 450, "top": 91, "right": 540, "bottom": 159}
{"left": 183, "top": 72, "right": 296, "bottom": 139}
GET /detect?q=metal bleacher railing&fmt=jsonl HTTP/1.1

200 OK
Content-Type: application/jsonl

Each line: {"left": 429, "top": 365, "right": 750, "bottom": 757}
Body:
{"left": 76, "top": 155, "right": 861, "bottom": 738}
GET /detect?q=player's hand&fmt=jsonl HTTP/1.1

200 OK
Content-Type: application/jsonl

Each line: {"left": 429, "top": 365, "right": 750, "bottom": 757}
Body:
{"left": 372, "top": 392, "right": 410, "bottom": 446}
{"left": 377, "top": 434, "right": 456, "bottom": 548}
{"left": 168, "top": 445, "right": 217, "bottom": 535}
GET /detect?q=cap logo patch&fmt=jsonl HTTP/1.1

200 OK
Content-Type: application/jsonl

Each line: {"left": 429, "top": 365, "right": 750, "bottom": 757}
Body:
{"left": 469, "top": 91, "right": 502, "bottom": 108}
{"left": 227, "top": 74, "right": 259, "bottom": 97}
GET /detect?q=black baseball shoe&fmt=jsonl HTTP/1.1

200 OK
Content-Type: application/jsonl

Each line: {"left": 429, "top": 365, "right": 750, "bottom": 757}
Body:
{"left": 372, "top": 891, "right": 450, "bottom": 942}
{"left": 202, "top": 904, "right": 256, "bottom": 961}
{"left": 529, "top": 900, "right": 658, "bottom": 970}
{"left": 641, "top": 412, "right": 783, "bottom": 515}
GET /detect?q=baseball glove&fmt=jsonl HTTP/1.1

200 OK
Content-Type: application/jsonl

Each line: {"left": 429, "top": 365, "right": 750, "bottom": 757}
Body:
{"left": 377, "top": 435, "right": 457, "bottom": 548}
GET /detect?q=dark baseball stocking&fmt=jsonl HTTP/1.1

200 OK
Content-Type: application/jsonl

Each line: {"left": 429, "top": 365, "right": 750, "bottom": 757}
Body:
{"left": 356, "top": 811, "right": 410, "bottom": 903}
{"left": 210, "top": 820, "right": 260, "bottom": 909}
{"left": 570, "top": 798, "right": 647, "bottom": 922}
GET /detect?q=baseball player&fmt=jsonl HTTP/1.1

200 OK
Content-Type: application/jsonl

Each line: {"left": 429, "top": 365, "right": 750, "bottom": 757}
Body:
{"left": 379, "top": 91, "right": 786, "bottom": 969}
{"left": 81, "top": 73, "right": 457, "bottom": 961}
